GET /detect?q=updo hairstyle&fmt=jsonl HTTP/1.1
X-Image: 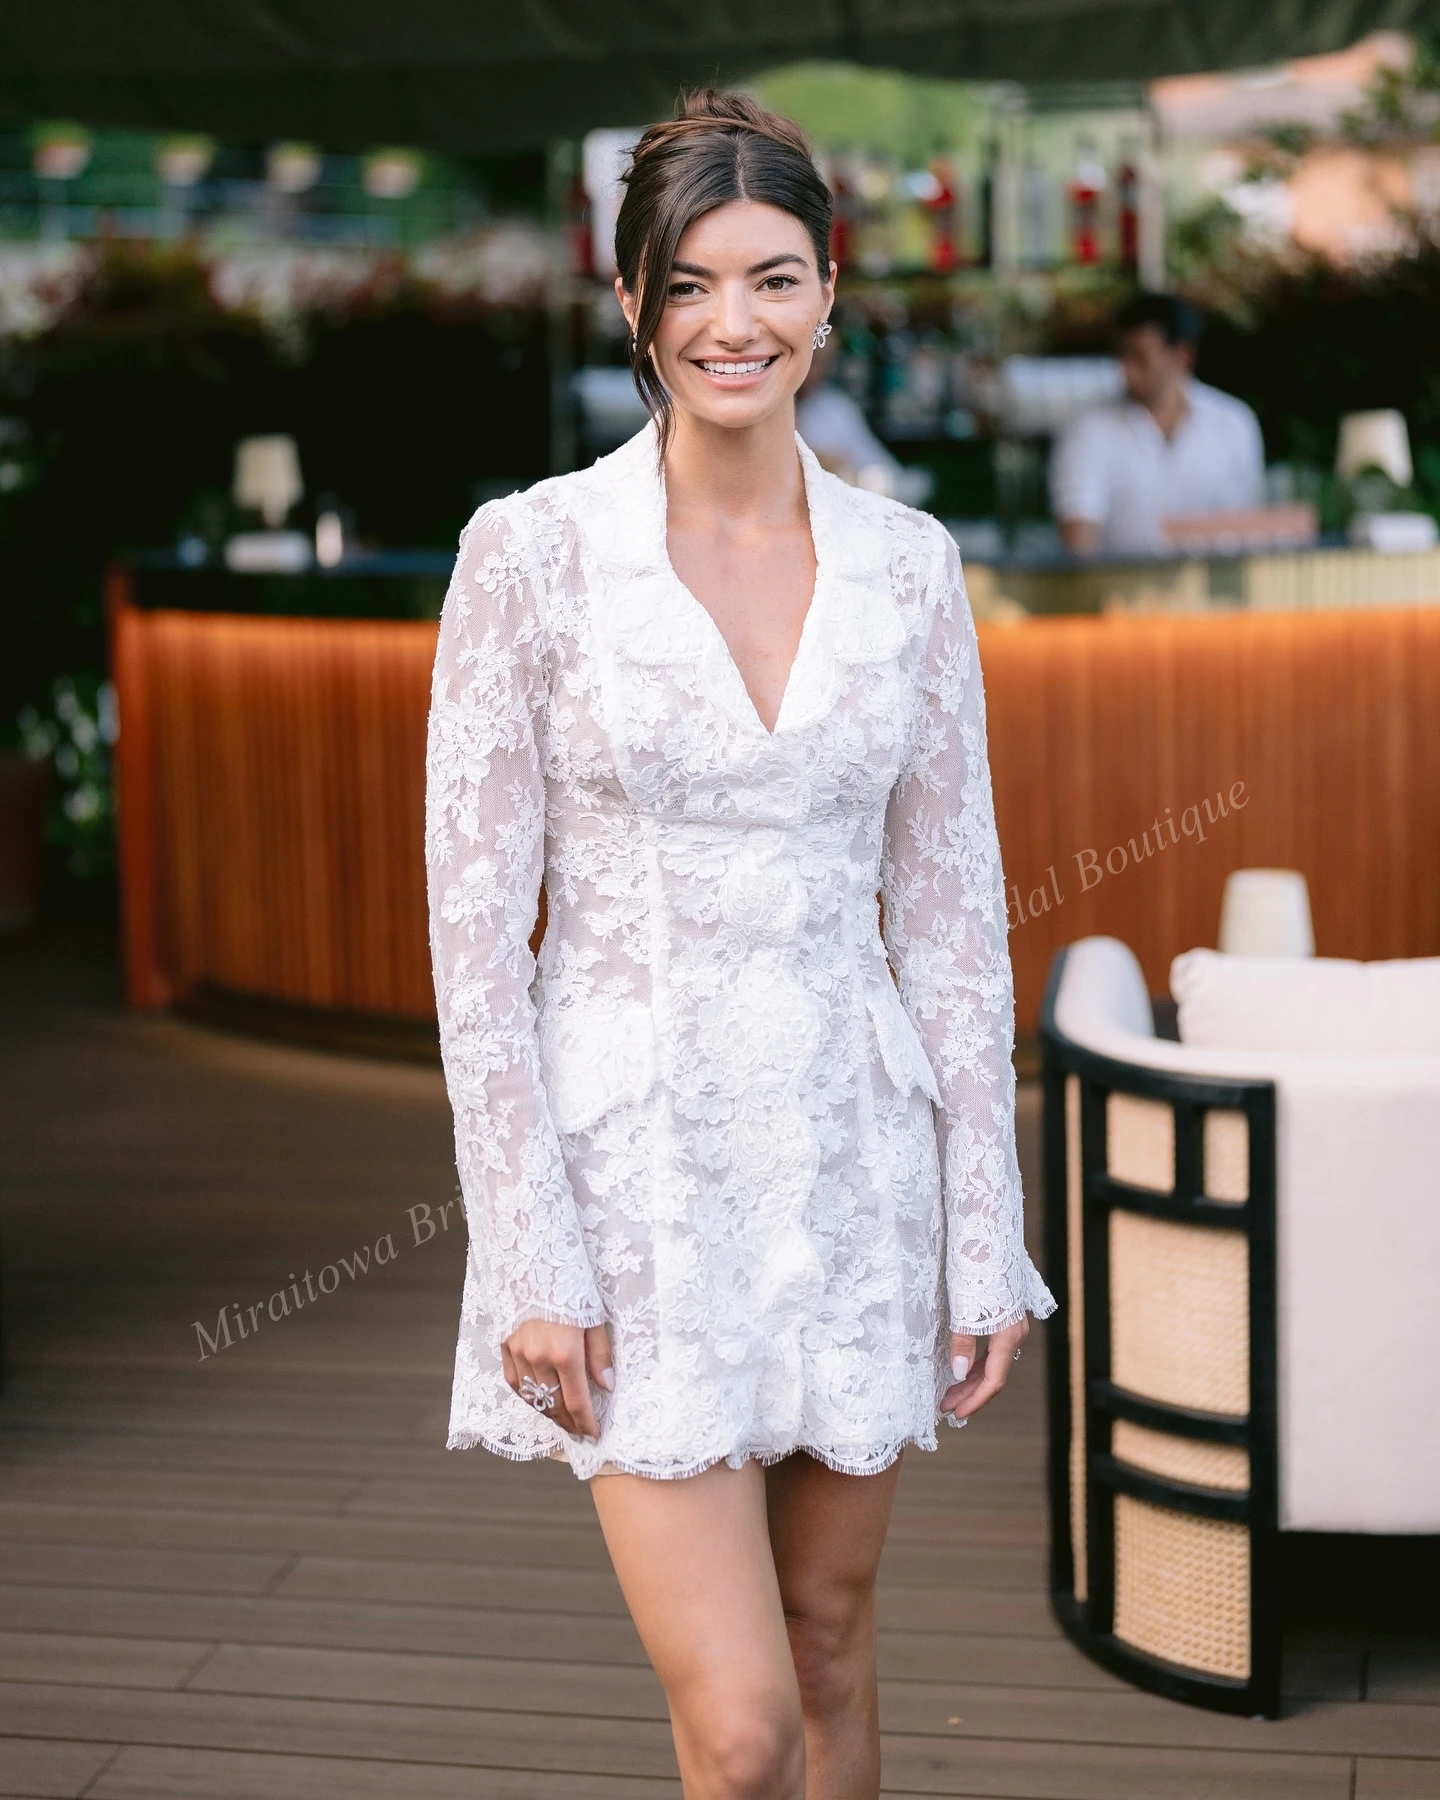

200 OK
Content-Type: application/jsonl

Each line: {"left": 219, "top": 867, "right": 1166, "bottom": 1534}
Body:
{"left": 614, "top": 89, "right": 834, "bottom": 452}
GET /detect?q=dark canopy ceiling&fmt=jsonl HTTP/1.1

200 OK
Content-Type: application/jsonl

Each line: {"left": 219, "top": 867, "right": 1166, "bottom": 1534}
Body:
{"left": 1, "top": 1, "right": 1437, "bottom": 153}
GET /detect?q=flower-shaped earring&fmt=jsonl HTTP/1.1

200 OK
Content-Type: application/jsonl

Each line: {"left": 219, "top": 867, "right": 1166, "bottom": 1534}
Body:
{"left": 812, "top": 320, "right": 833, "bottom": 350}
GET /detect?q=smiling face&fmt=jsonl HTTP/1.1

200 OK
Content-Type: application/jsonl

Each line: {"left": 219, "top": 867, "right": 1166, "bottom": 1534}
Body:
{"left": 617, "top": 199, "right": 835, "bottom": 438}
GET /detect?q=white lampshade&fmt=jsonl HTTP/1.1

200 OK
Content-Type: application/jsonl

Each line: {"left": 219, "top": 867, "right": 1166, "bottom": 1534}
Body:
{"left": 233, "top": 435, "right": 303, "bottom": 528}
{"left": 1335, "top": 410, "right": 1413, "bottom": 488}
{"left": 1218, "top": 869, "right": 1315, "bottom": 958}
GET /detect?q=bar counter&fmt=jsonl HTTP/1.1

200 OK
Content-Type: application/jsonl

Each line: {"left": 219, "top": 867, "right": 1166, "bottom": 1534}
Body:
{"left": 109, "top": 556, "right": 1440, "bottom": 1041}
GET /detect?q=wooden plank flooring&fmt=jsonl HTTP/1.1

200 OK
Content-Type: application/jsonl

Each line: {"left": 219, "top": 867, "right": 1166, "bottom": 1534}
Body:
{"left": 1, "top": 933, "right": 1436, "bottom": 1799}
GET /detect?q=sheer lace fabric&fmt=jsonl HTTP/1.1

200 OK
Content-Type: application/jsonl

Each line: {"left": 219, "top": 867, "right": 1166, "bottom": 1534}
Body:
{"left": 425, "top": 427, "right": 1054, "bottom": 1480}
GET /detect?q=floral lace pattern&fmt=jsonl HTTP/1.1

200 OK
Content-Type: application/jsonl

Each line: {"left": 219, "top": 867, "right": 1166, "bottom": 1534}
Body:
{"left": 426, "top": 426, "right": 1054, "bottom": 1480}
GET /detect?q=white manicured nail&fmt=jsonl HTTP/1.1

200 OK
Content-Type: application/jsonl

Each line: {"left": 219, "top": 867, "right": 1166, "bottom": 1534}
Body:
{"left": 951, "top": 1354, "right": 970, "bottom": 1382}
{"left": 597, "top": 1367, "right": 615, "bottom": 1391}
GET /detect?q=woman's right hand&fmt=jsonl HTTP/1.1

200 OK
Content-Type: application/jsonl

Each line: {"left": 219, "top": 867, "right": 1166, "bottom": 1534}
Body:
{"left": 502, "top": 1320, "right": 614, "bottom": 1441}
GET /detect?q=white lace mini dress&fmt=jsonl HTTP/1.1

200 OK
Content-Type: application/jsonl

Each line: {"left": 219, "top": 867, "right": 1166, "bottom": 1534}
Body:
{"left": 425, "top": 425, "right": 1055, "bottom": 1481}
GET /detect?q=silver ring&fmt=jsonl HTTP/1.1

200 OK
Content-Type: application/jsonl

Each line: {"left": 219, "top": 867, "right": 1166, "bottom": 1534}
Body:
{"left": 518, "top": 1375, "right": 560, "bottom": 1412}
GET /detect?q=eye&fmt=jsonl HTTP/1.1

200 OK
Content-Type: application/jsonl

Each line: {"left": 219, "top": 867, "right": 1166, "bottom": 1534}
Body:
{"left": 667, "top": 280, "right": 703, "bottom": 299}
{"left": 760, "top": 275, "right": 799, "bottom": 292}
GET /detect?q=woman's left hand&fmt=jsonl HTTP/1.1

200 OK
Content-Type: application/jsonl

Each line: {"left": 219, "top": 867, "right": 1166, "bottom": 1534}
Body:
{"left": 941, "top": 1317, "right": 1030, "bottom": 1424}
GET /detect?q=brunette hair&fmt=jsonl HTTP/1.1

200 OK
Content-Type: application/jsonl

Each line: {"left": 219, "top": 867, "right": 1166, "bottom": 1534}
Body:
{"left": 614, "top": 89, "right": 833, "bottom": 453}
{"left": 1116, "top": 291, "right": 1204, "bottom": 352}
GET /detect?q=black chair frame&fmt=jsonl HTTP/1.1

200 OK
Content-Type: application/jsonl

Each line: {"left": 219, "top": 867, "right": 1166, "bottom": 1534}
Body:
{"left": 1040, "top": 946, "right": 1281, "bottom": 1719}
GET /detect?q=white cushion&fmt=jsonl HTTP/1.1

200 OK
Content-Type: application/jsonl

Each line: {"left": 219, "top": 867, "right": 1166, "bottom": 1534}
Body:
{"left": 1171, "top": 947, "right": 1440, "bottom": 1056}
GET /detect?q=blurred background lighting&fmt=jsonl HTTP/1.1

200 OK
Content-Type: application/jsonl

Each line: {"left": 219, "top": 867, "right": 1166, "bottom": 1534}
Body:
{"left": 31, "top": 123, "right": 92, "bottom": 181}
{"left": 154, "top": 135, "right": 215, "bottom": 188}
{"left": 363, "top": 148, "right": 423, "bottom": 200}
{"left": 266, "top": 141, "right": 322, "bottom": 194}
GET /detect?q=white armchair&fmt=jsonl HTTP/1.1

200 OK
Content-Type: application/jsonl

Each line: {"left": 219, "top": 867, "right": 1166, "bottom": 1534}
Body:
{"left": 1041, "top": 936, "right": 1440, "bottom": 1717}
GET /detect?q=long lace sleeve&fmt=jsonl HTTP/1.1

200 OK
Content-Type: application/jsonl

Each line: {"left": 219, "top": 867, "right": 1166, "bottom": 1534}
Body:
{"left": 881, "top": 529, "right": 1056, "bottom": 1335}
{"left": 425, "top": 503, "right": 605, "bottom": 1345}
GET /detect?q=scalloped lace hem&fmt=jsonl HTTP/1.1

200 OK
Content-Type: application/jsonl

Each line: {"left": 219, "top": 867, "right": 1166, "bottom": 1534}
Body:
{"left": 445, "top": 1423, "right": 956, "bottom": 1481}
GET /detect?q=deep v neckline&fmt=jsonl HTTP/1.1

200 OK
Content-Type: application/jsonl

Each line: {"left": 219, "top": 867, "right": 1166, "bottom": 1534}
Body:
{"left": 659, "top": 447, "right": 824, "bottom": 738}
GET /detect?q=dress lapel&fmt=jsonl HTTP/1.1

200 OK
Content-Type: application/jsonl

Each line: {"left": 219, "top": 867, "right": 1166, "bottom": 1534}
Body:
{"left": 583, "top": 427, "right": 711, "bottom": 668}
{"left": 580, "top": 424, "right": 907, "bottom": 739}
{"left": 778, "top": 439, "right": 907, "bottom": 733}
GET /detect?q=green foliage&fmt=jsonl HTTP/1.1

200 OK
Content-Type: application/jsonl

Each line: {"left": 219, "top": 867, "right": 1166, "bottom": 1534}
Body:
{"left": 0, "top": 238, "right": 550, "bottom": 716}
{"left": 1189, "top": 244, "right": 1440, "bottom": 523}
{"left": 1344, "top": 36, "right": 1440, "bottom": 144}
{"left": 1259, "top": 122, "right": 1316, "bottom": 162}
{"left": 1168, "top": 196, "right": 1247, "bottom": 289}
{"left": 16, "top": 673, "right": 117, "bottom": 880}
{"left": 751, "top": 63, "right": 985, "bottom": 161}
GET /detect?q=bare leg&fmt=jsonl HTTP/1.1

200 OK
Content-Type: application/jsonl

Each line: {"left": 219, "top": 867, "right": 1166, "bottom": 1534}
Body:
{"left": 766, "top": 1451, "right": 904, "bottom": 1800}
{"left": 590, "top": 1460, "right": 805, "bottom": 1800}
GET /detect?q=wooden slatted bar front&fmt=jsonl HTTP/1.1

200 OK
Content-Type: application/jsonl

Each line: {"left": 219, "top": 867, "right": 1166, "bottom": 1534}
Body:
{"left": 110, "top": 580, "right": 1440, "bottom": 1028}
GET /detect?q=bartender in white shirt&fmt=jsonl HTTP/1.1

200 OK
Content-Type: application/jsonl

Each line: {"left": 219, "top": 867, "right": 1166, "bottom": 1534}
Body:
{"left": 1050, "top": 293, "right": 1264, "bottom": 555}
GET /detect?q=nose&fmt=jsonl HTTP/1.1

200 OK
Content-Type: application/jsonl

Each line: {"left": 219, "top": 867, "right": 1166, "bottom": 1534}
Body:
{"left": 712, "top": 277, "right": 759, "bottom": 348}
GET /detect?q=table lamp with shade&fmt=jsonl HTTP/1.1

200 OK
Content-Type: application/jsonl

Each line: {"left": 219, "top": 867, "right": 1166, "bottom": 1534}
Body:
{"left": 1336, "top": 410, "right": 1413, "bottom": 488}
{"left": 1218, "top": 868, "right": 1315, "bottom": 958}
{"left": 233, "top": 435, "right": 303, "bottom": 527}
{"left": 1336, "top": 410, "right": 1438, "bottom": 552}
{"left": 226, "top": 435, "right": 312, "bottom": 572}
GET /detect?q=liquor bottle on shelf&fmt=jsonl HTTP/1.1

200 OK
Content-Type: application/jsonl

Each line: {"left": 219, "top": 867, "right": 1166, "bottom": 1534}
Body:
{"left": 894, "top": 169, "right": 936, "bottom": 272}
{"left": 979, "top": 137, "right": 998, "bottom": 269}
{"left": 1020, "top": 160, "right": 1058, "bottom": 270}
{"left": 923, "top": 156, "right": 961, "bottom": 273}
{"left": 1067, "top": 136, "right": 1107, "bottom": 265}
{"left": 566, "top": 169, "right": 593, "bottom": 278}
{"left": 1117, "top": 139, "right": 1141, "bottom": 272}
{"left": 824, "top": 151, "right": 858, "bottom": 273}
{"left": 854, "top": 154, "right": 897, "bottom": 278}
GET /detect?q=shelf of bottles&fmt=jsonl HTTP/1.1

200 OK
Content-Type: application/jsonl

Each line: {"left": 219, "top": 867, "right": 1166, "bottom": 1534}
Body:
{"left": 815, "top": 116, "right": 1161, "bottom": 451}
{"left": 820, "top": 132, "right": 1157, "bottom": 287}
{"left": 566, "top": 110, "right": 1159, "bottom": 472}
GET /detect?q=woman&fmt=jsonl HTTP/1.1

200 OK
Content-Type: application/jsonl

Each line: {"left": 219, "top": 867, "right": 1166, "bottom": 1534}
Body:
{"left": 426, "top": 90, "right": 1055, "bottom": 1800}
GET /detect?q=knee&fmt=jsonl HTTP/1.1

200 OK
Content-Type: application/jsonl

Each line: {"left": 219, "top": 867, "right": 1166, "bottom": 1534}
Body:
{"left": 786, "top": 1592, "right": 872, "bottom": 1721}
{"left": 682, "top": 1700, "right": 804, "bottom": 1800}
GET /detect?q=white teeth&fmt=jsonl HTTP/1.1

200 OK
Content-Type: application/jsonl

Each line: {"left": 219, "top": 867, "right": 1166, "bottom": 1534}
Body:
{"left": 699, "top": 359, "right": 772, "bottom": 375}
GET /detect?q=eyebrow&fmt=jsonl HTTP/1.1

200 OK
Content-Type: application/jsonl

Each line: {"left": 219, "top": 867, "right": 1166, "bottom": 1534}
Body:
{"left": 669, "top": 253, "right": 811, "bottom": 278}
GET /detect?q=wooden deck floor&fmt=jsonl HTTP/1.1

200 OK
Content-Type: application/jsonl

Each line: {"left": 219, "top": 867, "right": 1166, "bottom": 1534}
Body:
{"left": 0, "top": 934, "right": 1435, "bottom": 1799}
